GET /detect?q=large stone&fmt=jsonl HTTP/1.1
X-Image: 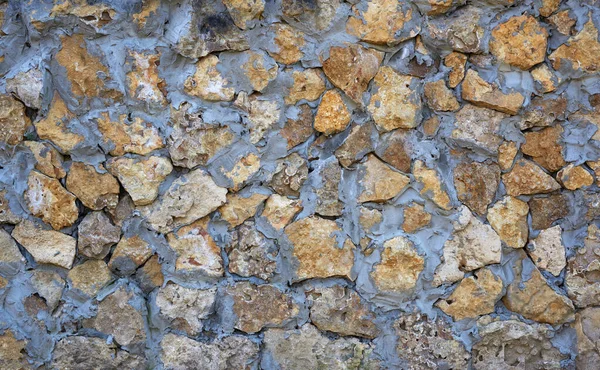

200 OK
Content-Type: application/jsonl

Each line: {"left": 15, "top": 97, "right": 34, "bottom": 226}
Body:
{"left": 25, "top": 170, "right": 78, "bottom": 230}
{"left": 487, "top": 196, "right": 529, "bottom": 249}
{"left": 426, "top": 6, "right": 485, "bottom": 53}
{"left": 270, "top": 153, "right": 308, "bottom": 197}
{"left": 97, "top": 112, "right": 163, "bottom": 156}
{"left": 307, "top": 285, "right": 379, "bottom": 339}
{"left": 502, "top": 159, "right": 561, "bottom": 196}
{"left": 346, "top": 0, "right": 420, "bottom": 46}
{"left": 371, "top": 236, "right": 424, "bottom": 294}
{"left": 451, "top": 104, "right": 508, "bottom": 154}
{"left": 227, "top": 220, "right": 277, "bottom": 280}
{"left": 565, "top": 224, "right": 600, "bottom": 308}
{"left": 321, "top": 44, "right": 383, "bottom": 104}
{"left": 503, "top": 250, "right": 574, "bottom": 325}
{"left": 108, "top": 156, "right": 172, "bottom": 206}
{"left": 335, "top": 122, "right": 375, "bottom": 168}
{"left": 314, "top": 90, "right": 350, "bottom": 135}
{"left": 184, "top": 55, "right": 235, "bottom": 102}
{"left": 139, "top": 169, "right": 227, "bottom": 233}
{"left": 557, "top": 164, "right": 594, "bottom": 190}
{"left": 285, "top": 216, "right": 354, "bottom": 281}
{"left": 528, "top": 225, "right": 566, "bottom": 276}
{"left": 549, "top": 17, "right": 600, "bottom": 74}
{"left": 261, "top": 194, "right": 303, "bottom": 230}
{"left": 222, "top": 0, "right": 264, "bottom": 29}
{"left": 573, "top": 307, "right": 600, "bottom": 369}
{"left": 284, "top": 68, "right": 326, "bottom": 105}
{"left": 11, "top": 221, "right": 76, "bottom": 269}
{"left": 529, "top": 194, "right": 569, "bottom": 230}
{"left": 424, "top": 80, "right": 459, "bottom": 111}
{"left": 52, "top": 336, "right": 145, "bottom": 370}
{"left": 454, "top": 161, "right": 500, "bottom": 216}
{"left": 280, "top": 104, "right": 313, "bottom": 150}
{"left": 413, "top": 160, "right": 451, "bottom": 210}
{"left": 434, "top": 206, "right": 502, "bottom": 286}
{"left": 358, "top": 154, "right": 410, "bottom": 203}
{"left": 0, "top": 95, "right": 31, "bottom": 145}
{"left": 314, "top": 158, "right": 343, "bottom": 216}
{"left": 489, "top": 15, "right": 548, "bottom": 70}
{"left": 127, "top": 50, "right": 166, "bottom": 105}
{"left": 461, "top": 69, "right": 524, "bottom": 115}
{"left": 77, "top": 211, "right": 121, "bottom": 259}
{"left": 219, "top": 192, "right": 268, "bottom": 229}
{"left": 444, "top": 51, "right": 467, "bottom": 88}
{"left": 23, "top": 141, "right": 66, "bottom": 179}
{"left": 521, "top": 125, "right": 565, "bottom": 172}
{"left": 375, "top": 129, "right": 413, "bottom": 173}
{"left": 368, "top": 66, "right": 421, "bottom": 131}
{"left": 156, "top": 282, "right": 216, "bottom": 335}
{"left": 66, "top": 162, "right": 120, "bottom": 210}
{"left": 268, "top": 23, "right": 305, "bottom": 65}
{"left": 33, "top": 95, "right": 84, "bottom": 153}
{"left": 108, "top": 235, "right": 153, "bottom": 276}
{"left": 67, "top": 259, "right": 113, "bottom": 297}
{"left": 436, "top": 268, "right": 503, "bottom": 321}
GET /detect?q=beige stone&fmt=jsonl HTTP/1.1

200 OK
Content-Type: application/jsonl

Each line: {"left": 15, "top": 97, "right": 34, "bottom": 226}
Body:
{"left": 528, "top": 225, "right": 566, "bottom": 276}
{"left": 335, "top": 122, "right": 375, "bottom": 168}
{"left": 108, "top": 156, "right": 172, "bottom": 206}
{"left": 444, "top": 52, "right": 467, "bottom": 88}
{"left": 498, "top": 141, "right": 518, "bottom": 170}
{"left": 566, "top": 224, "right": 600, "bottom": 308}
{"left": 522, "top": 125, "right": 565, "bottom": 172}
{"left": 314, "top": 90, "right": 350, "bottom": 135}
{"left": 487, "top": 196, "right": 529, "bottom": 249}
{"left": 489, "top": 15, "right": 548, "bottom": 70}
{"left": 127, "top": 50, "right": 166, "bottom": 105}
{"left": 29, "top": 270, "right": 64, "bottom": 311}
{"left": 462, "top": 69, "right": 524, "bottom": 115}
{"left": 454, "top": 161, "right": 500, "bottom": 216}
{"left": 12, "top": 221, "right": 76, "bottom": 269}
{"left": 573, "top": 307, "right": 600, "bottom": 369}
{"left": 261, "top": 194, "right": 302, "bottom": 230}
{"left": 219, "top": 192, "right": 268, "bottom": 229}
{"left": 372, "top": 236, "right": 424, "bottom": 293}
{"left": 358, "top": 154, "right": 410, "bottom": 203}
{"left": 557, "top": 164, "right": 593, "bottom": 190}
{"left": 34, "top": 94, "right": 84, "bottom": 153}
{"left": 52, "top": 336, "right": 145, "bottom": 369}
{"left": 0, "top": 95, "right": 30, "bottom": 145}
{"left": 452, "top": 104, "right": 507, "bottom": 154}
{"left": 540, "top": 0, "right": 560, "bottom": 17}
{"left": 156, "top": 282, "right": 216, "bottom": 335}
{"left": 548, "top": 10, "right": 576, "bottom": 36}
{"left": 284, "top": 68, "right": 326, "bottom": 105}
{"left": 502, "top": 159, "right": 561, "bottom": 196}
{"left": 222, "top": 0, "right": 264, "bottom": 29}
{"left": 550, "top": 18, "right": 600, "bottom": 74}
{"left": 6, "top": 67, "right": 43, "bottom": 110}
{"left": 413, "top": 160, "right": 451, "bottom": 210}
{"left": 424, "top": 0, "right": 465, "bottom": 15}
{"left": 184, "top": 55, "right": 234, "bottom": 101}
{"left": 97, "top": 112, "right": 163, "bottom": 156}
{"left": 531, "top": 64, "right": 559, "bottom": 93}
{"left": 242, "top": 51, "right": 277, "bottom": 92}
{"left": 26, "top": 170, "right": 78, "bottom": 230}
{"left": 23, "top": 141, "right": 65, "bottom": 179}
{"left": 268, "top": 23, "right": 305, "bottom": 64}
{"left": 223, "top": 153, "right": 260, "bottom": 191}
{"left": 77, "top": 211, "right": 121, "bottom": 259}
{"left": 108, "top": 235, "right": 153, "bottom": 276}
{"left": 424, "top": 80, "right": 459, "bottom": 111}
{"left": 314, "top": 159, "right": 343, "bottom": 216}
{"left": 402, "top": 203, "right": 431, "bottom": 233}
{"left": 426, "top": 6, "right": 485, "bottom": 53}
{"left": 0, "top": 331, "right": 27, "bottom": 369}
{"left": 66, "top": 162, "right": 120, "bottom": 210}
{"left": 242, "top": 95, "right": 281, "bottom": 144}
{"left": 67, "top": 259, "right": 112, "bottom": 297}
{"left": 520, "top": 95, "right": 567, "bottom": 130}
{"left": 0, "top": 190, "right": 20, "bottom": 224}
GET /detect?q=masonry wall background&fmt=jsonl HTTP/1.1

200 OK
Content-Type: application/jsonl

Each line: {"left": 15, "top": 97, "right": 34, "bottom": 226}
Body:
{"left": 1, "top": 0, "right": 600, "bottom": 368}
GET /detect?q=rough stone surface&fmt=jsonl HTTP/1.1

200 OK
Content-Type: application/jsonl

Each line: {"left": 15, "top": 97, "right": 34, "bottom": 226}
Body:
{"left": 108, "top": 156, "right": 173, "bottom": 206}
{"left": 375, "top": 128, "right": 413, "bottom": 173}
{"left": 52, "top": 336, "right": 145, "bottom": 370}
{"left": 11, "top": 221, "right": 76, "bottom": 269}
{"left": 24, "top": 141, "right": 66, "bottom": 179}
{"left": 503, "top": 159, "right": 561, "bottom": 196}
{"left": 557, "top": 164, "right": 594, "bottom": 190}
{"left": 67, "top": 259, "right": 113, "bottom": 297}
{"left": 26, "top": 170, "right": 78, "bottom": 230}
{"left": 413, "top": 160, "right": 451, "bottom": 210}
{"left": 454, "top": 161, "right": 500, "bottom": 216}
{"left": 573, "top": 307, "right": 600, "bottom": 369}
{"left": 261, "top": 194, "right": 303, "bottom": 230}
{"left": 33, "top": 95, "right": 84, "bottom": 153}
{"left": 314, "top": 90, "right": 350, "bottom": 135}
{"left": 184, "top": 55, "right": 235, "bottom": 102}
{"left": 358, "top": 154, "right": 410, "bottom": 203}
{"left": 498, "top": 141, "right": 518, "bottom": 170}
{"left": 529, "top": 194, "right": 569, "bottom": 230}
{"left": 66, "top": 162, "right": 120, "bottom": 210}
{"left": 284, "top": 68, "right": 326, "bottom": 105}
{"left": 280, "top": 104, "right": 313, "bottom": 150}
{"left": 97, "top": 113, "right": 164, "bottom": 156}
{"left": 487, "top": 196, "right": 529, "bottom": 249}
{"left": 528, "top": 225, "right": 566, "bottom": 276}
{"left": 550, "top": 18, "right": 600, "bottom": 74}
{"left": 451, "top": 104, "right": 508, "bottom": 154}
{"left": 566, "top": 224, "right": 600, "bottom": 308}
{"left": 371, "top": 236, "right": 424, "bottom": 294}
{"left": 445, "top": 51, "right": 467, "bottom": 88}
{"left": 156, "top": 282, "right": 216, "bottom": 335}
{"left": 522, "top": 125, "right": 565, "bottom": 172}
{"left": 219, "top": 192, "right": 268, "bottom": 228}
{"left": 335, "top": 122, "right": 375, "bottom": 168}
{"left": 77, "top": 211, "right": 121, "bottom": 259}
{"left": 424, "top": 79, "right": 459, "bottom": 111}
{"left": 268, "top": 23, "right": 305, "bottom": 64}
{"left": 0, "top": 95, "right": 31, "bottom": 145}
{"left": 227, "top": 220, "right": 277, "bottom": 280}
{"left": 270, "top": 153, "right": 308, "bottom": 197}
{"left": 108, "top": 235, "right": 153, "bottom": 276}
{"left": 461, "top": 69, "right": 525, "bottom": 115}
{"left": 489, "top": 15, "right": 548, "bottom": 70}
{"left": 402, "top": 203, "right": 431, "bottom": 233}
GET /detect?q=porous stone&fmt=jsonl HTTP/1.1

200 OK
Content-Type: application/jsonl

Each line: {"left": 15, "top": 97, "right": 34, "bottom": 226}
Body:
{"left": 502, "top": 159, "right": 561, "bottom": 196}
{"left": 0, "top": 95, "right": 31, "bottom": 145}
{"left": 529, "top": 194, "right": 569, "bottom": 230}
{"left": 268, "top": 23, "right": 305, "bottom": 64}
{"left": 66, "top": 162, "right": 120, "bottom": 210}
{"left": 375, "top": 128, "right": 413, "bottom": 173}
{"left": 52, "top": 336, "right": 146, "bottom": 370}
{"left": 371, "top": 236, "right": 424, "bottom": 294}
{"left": 77, "top": 211, "right": 121, "bottom": 259}
{"left": 25, "top": 170, "right": 78, "bottom": 230}
{"left": 573, "top": 307, "right": 600, "bottom": 369}
{"left": 127, "top": 50, "right": 166, "bottom": 105}
{"left": 335, "top": 122, "right": 375, "bottom": 168}
{"left": 280, "top": 104, "right": 313, "bottom": 150}
{"left": 498, "top": 141, "right": 518, "bottom": 170}
{"left": 11, "top": 221, "right": 76, "bottom": 269}
{"left": 219, "top": 192, "right": 268, "bottom": 228}
{"left": 565, "top": 224, "right": 600, "bottom": 308}
{"left": 23, "top": 141, "right": 66, "bottom": 179}
{"left": 314, "top": 90, "right": 350, "bottom": 135}
{"left": 222, "top": 0, "right": 264, "bottom": 29}
{"left": 314, "top": 159, "right": 343, "bottom": 216}
{"left": 241, "top": 95, "right": 281, "bottom": 144}
{"left": 451, "top": 104, "right": 507, "bottom": 154}
{"left": 489, "top": 15, "right": 548, "bottom": 70}
{"left": 461, "top": 69, "right": 524, "bottom": 115}
{"left": 156, "top": 282, "right": 216, "bottom": 335}
{"left": 270, "top": 153, "right": 308, "bottom": 197}
{"left": 548, "top": 9, "right": 576, "bottom": 36}
{"left": 67, "top": 259, "right": 113, "bottom": 297}
{"left": 402, "top": 203, "right": 431, "bottom": 233}
{"left": 454, "top": 161, "right": 500, "bottom": 216}
{"left": 108, "top": 156, "right": 173, "bottom": 206}
{"left": 426, "top": 6, "right": 485, "bottom": 53}
{"left": 487, "top": 196, "right": 529, "bottom": 249}
{"left": 281, "top": 0, "right": 341, "bottom": 31}
{"left": 0, "top": 331, "right": 27, "bottom": 370}
{"left": 184, "top": 55, "right": 235, "bottom": 102}
{"left": 261, "top": 194, "right": 303, "bottom": 230}
{"left": 549, "top": 17, "right": 600, "bottom": 74}
{"left": 227, "top": 220, "right": 277, "bottom": 280}
{"left": 522, "top": 125, "right": 565, "bottom": 172}
{"left": 557, "top": 164, "right": 593, "bottom": 190}
{"left": 108, "top": 236, "right": 153, "bottom": 276}
{"left": 413, "top": 160, "right": 451, "bottom": 210}
{"left": 284, "top": 68, "right": 326, "bottom": 105}
{"left": 358, "top": 154, "right": 410, "bottom": 203}
{"left": 96, "top": 112, "right": 164, "bottom": 156}
{"left": 223, "top": 152, "right": 260, "bottom": 191}
{"left": 528, "top": 225, "right": 566, "bottom": 277}
{"left": 531, "top": 64, "right": 559, "bottom": 93}
{"left": 444, "top": 51, "right": 467, "bottom": 88}
{"left": 0, "top": 190, "right": 20, "bottom": 224}
{"left": 424, "top": 79, "right": 459, "bottom": 111}
{"left": 33, "top": 95, "right": 83, "bottom": 153}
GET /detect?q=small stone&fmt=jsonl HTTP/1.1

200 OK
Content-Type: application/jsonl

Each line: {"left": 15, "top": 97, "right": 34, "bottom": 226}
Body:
{"left": 0, "top": 331, "right": 28, "bottom": 370}
{"left": 565, "top": 224, "right": 600, "bottom": 308}
{"left": 314, "top": 90, "right": 351, "bottom": 135}
{"left": 11, "top": 221, "right": 76, "bottom": 269}
{"left": 34, "top": 95, "right": 84, "bottom": 153}
{"left": 108, "top": 236, "right": 153, "bottom": 276}
{"left": 0, "top": 229, "right": 24, "bottom": 275}
{"left": 285, "top": 216, "right": 354, "bottom": 281}
{"left": 227, "top": 221, "right": 277, "bottom": 280}
{"left": 314, "top": 158, "right": 343, "bottom": 216}
{"left": 548, "top": 10, "right": 576, "bottom": 36}
{"left": 531, "top": 64, "right": 559, "bottom": 93}
{"left": 498, "top": 141, "right": 518, "bottom": 170}
{"left": 522, "top": 125, "right": 565, "bottom": 172}
{"left": 156, "top": 282, "right": 216, "bottom": 335}
{"left": 502, "top": 159, "right": 561, "bottom": 197}
{"left": 436, "top": 268, "right": 503, "bottom": 321}
{"left": 97, "top": 112, "right": 164, "bottom": 156}
{"left": 261, "top": 194, "right": 303, "bottom": 230}
{"left": 557, "top": 164, "right": 593, "bottom": 190}
{"left": 487, "top": 196, "right": 529, "bottom": 249}
{"left": 321, "top": 44, "right": 383, "bottom": 104}
{"left": 241, "top": 95, "right": 282, "bottom": 144}
{"left": 280, "top": 104, "right": 314, "bottom": 150}
{"left": 167, "top": 217, "right": 223, "bottom": 277}
{"left": 528, "top": 225, "right": 566, "bottom": 276}
{"left": 426, "top": 6, "right": 485, "bottom": 53}
{"left": 503, "top": 250, "right": 574, "bottom": 325}
{"left": 573, "top": 307, "right": 600, "bottom": 369}
{"left": 108, "top": 194, "right": 135, "bottom": 228}
{"left": 454, "top": 161, "right": 500, "bottom": 216}
{"left": 540, "top": 0, "right": 560, "bottom": 17}
{"left": 223, "top": 153, "right": 260, "bottom": 191}
{"left": 48, "top": 1, "right": 116, "bottom": 28}
{"left": 402, "top": 203, "right": 431, "bottom": 233}
{"left": 372, "top": 236, "right": 424, "bottom": 294}
{"left": 23, "top": 141, "right": 66, "bottom": 179}
{"left": 77, "top": 211, "right": 121, "bottom": 259}
{"left": 359, "top": 207, "right": 383, "bottom": 233}
{"left": 307, "top": 285, "right": 379, "bottom": 339}
{"left": 25, "top": 170, "right": 78, "bottom": 230}
{"left": 127, "top": 50, "right": 166, "bottom": 105}
{"left": 242, "top": 51, "right": 278, "bottom": 92}
{"left": 413, "top": 160, "right": 452, "bottom": 210}
{"left": 184, "top": 55, "right": 235, "bottom": 102}
{"left": 452, "top": 104, "right": 508, "bottom": 154}
{"left": 6, "top": 68, "right": 43, "bottom": 109}
{"left": 358, "top": 154, "right": 410, "bottom": 203}
{"left": 52, "top": 336, "right": 145, "bottom": 370}
{"left": 461, "top": 69, "right": 524, "bottom": 115}
{"left": 160, "top": 334, "right": 259, "bottom": 370}
{"left": 375, "top": 128, "right": 413, "bottom": 173}
{"left": 108, "top": 156, "right": 172, "bottom": 206}
{"left": 346, "top": 0, "right": 420, "bottom": 46}
{"left": 0, "top": 190, "right": 20, "bottom": 224}
{"left": 0, "top": 95, "right": 31, "bottom": 145}
{"left": 368, "top": 66, "right": 422, "bottom": 131}
{"left": 67, "top": 259, "right": 113, "bottom": 297}
{"left": 335, "top": 122, "right": 375, "bottom": 168}
{"left": 529, "top": 194, "right": 569, "bottom": 230}
{"left": 222, "top": 0, "right": 264, "bottom": 29}
{"left": 284, "top": 68, "right": 326, "bottom": 105}
{"left": 227, "top": 282, "right": 299, "bottom": 333}
{"left": 489, "top": 15, "right": 548, "bottom": 70}
{"left": 139, "top": 169, "right": 227, "bottom": 233}
{"left": 30, "top": 270, "right": 64, "bottom": 311}
{"left": 66, "top": 162, "right": 120, "bottom": 210}
{"left": 270, "top": 153, "right": 308, "bottom": 197}
{"left": 434, "top": 206, "right": 502, "bottom": 286}
{"left": 424, "top": 80, "right": 459, "bottom": 111}
{"left": 219, "top": 192, "right": 268, "bottom": 228}
{"left": 444, "top": 51, "right": 467, "bottom": 88}
{"left": 550, "top": 17, "right": 600, "bottom": 74}
{"left": 268, "top": 23, "right": 305, "bottom": 64}
{"left": 135, "top": 255, "right": 164, "bottom": 293}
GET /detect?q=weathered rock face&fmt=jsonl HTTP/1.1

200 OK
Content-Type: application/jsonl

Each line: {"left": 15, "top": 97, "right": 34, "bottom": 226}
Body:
{"left": 522, "top": 125, "right": 565, "bottom": 172}
{"left": 26, "top": 170, "right": 78, "bottom": 230}
{"left": 566, "top": 224, "right": 600, "bottom": 308}
{"left": 413, "top": 160, "right": 451, "bottom": 210}
{"left": 335, "top": 122, "right": 375, "bottom": 168}
{"left": 77, "top": 211, "right": 121, "bottom": 259}
{"left": 156, "top": 282, "right": 216, "bottom": 335}
{"left": 0, "top": 95, "right": 31, "bottom": 145}
{"left": 503, "top": 159, "right": 561, "bottom": 196}
{"left": 270, "top": 153, "right": 308, "bottom": 197}
{"left": 66, "top": 162, "right": 120, "bottom": 210}
{"left": 426, "top": 6, "right": 485, "bottom": 53}
{"left": 224, "top": 151, "right": 260, "bottom": 191}
{"left": 489, "top": 15, "right": 548, "bottom": 70}
{"left": 34, "top": 95, "right": 84, "bottom": 153}
{"left": 261, "top": 194, "right": 303, "bottom": 230}
{"left": 11, "top": 221, "right": 76, "bottom": 269}
{"left": 52, "top": 336, "right": 146, "bottom": 370}
{"left": 487, "top": 196, "right": 529, "bottom": 249}
{"left": 461, "top": 69, "right": 525, "bottom": 115}
{"left": 374, "top": 128, "right": 413, "bottom": 173}
{"left": 558, "top": 164, "right": 594, "bottom": 190}
{"left": 108, "top": 156, "right": 173, "bottom": 206}
{"left": 227, "top": 220, "right": 277, "bottom": 280}
{"left": 313, "top": 90, "right": 350, "bottom": 135}
{"left": 402, "top": 203, "right": 431, "bottom": 233}
{"left": 67, "top": 259, "right": 113, "bottom": 297}
{"left": 529, "top": 194, "right": 569, "bottom": 230}
{"left": 97, "top": 113, "right": 163, "bottom": 156}
{"left": 454, "top": 161, "right": 500, "bottom": 216}
{"left": 280, "top": 104, "right": 313, "bottom": 150}
{"left": 268, "top": 23, "right": 305, "bottom": 64}
{"left": 424, "top": 79, "right": 459, "bottom": 111}
{"left": 451, "top": 104, "right": 508, "bottom": 154}
{"left": 371, "top": 236, "right": 424, "bottom": 294}
{"left": 358, "top": 154, "right": 410, "bottom": 203}
{"left": 285, "top": 68, "right": 326, "bottom": 105}
{"left": 108, "top": 235, "right": 153, "bottom": 276}
{"left": 549, "top": 17, "right": 600, "bottom": 74}
{"left": 528, "top": 225, "right": 566, "bottom": 276}
{"left": 444, "top": 52, "right": 467, "bottom": 88}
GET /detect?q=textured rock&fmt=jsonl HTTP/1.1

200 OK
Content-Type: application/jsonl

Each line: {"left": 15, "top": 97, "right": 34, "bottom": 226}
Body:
{"left": 66, "top": 162, "right": 120, "bottom": 210}
{"left": 529, "top": 194, "right": 569, "bottom": 230}
{"left": 219, "top": 192, "right": 268, "bottom": 228}
{"left": 127, "top": 50, "right": 166, "bottom": 104}
{"left": 222, "top": 0, "right": 264, "bottom": 29}
{"left": 77, "top": 211, "right": 121, "bottom": 259}
{"left": 30, "top": 270, "right": 64, "bottom": 311}
{"left": 557, "top": 164, "right": 593, "bottom": 190}
{"left": 462, "top": 69, "right": 524, "bottom": 115}
{"left": 528, "top": 225, "right": 566, "bottom": 276}
{"left": 368, "top": 66, "right": 421, "bottom": 131}
{"left": 223, "top": 153, "right": 260, "bottom": 191}
{"left": 0, "top": 96, "right": 31, "bottom": 145}
{"left": 281, "top": 0, "right": 341, "bottom": 31}
{"left": 33, "top": 95, "right": 83, "bottom": 153}
{"left": 108, "top": 156, "right": 172, "bottom": 206}
{"left": 565, "top": 224, "right": 600, "bottom": 308}
{"left": 24, "top": 141, "right": 66, "bottom": 179}
{"left": 321, "top": 44, "right": 383, "bottom": 104}
{"left": 227, "top": 220, "right": 277, "bottom": 280}
{"left": 184, "top": 55, "right": 235, "bottom": 102}
{"left": 358, "top": 154, "right": 410, "bottom": 203}
{"left": 52, "top": 336, "right": 145, "bottom": 370}
{"left": 314, "top": 159, "right": 343, "bottom": 216}
{"left": 548, "top": 10, "right": 576, "bottom": 36}
{"left": 371, "top": 236, "right": 424, "bottom": 293}
{"left": 6, "top": 68, "right": 43, "bottom": 109}
{"left": 284, "top": 68, "right": 326, "bottom": 105}
{"left": 242, "top": 51, "right": 277, "bottom": 92}
{"left": 97, "top": 112, "right": 163, "bottom": 156}
{"left": 522, "top": 125, "right": 565, "bottom": 172}
{"left": 268, "top": 23, "right": 305, "bottom": 64}
{"left": 550, "top": 18, "right": 600, "bottom": 74}
{"left": 261, "top": 194, "right": 302, "bottom": 230}
{"left": 402, "top": 203, "right": 431, "bottom": 233}
{"left": 434, "top": 206, "right": 502, "bottom": 286}
{"left": 0, "top": 190, "right": 20, "bottom": 225}
{"left": 307, "top": 285, "right": 379, "bottom": 339}
{"left": 240, "top": 95, "right": 281, "bottom": 144}
{"left": 285, "top": 216, "right": 354, "bottom": 281}
{"left": 67, "top": 259, "right": 112, "bottom": 297}
{"left": 0, "top": 331, "right": 27, "bottom": 369}
{"left": 270, "top": 153, "right": 308, "bottom": 197}
{"left": 280, "top": 104, "right": 313, "bottom": 150}
{"left": 314, "top": 90, "right": 350, "bottom": 135}
{"left": 436, "top": 268, "right": 503, "bottom": 321}
{"left": 489, "top": 15, "right": 548, "bottom": 70}
{"left": 25, "top": 170, "right": 78, "bottom": 230}
{"left": 521, "top": 95, "right": 567, "bottom": 130}
{"left": 108, "top": 235, "right": 153, "bottom": 276}
{"left": 0, "top": 229, "right": 24, "bottom": 275}
{"left": 11, "top": 221, "right": 76, "bottom": 269}
{"left": 335, "top": 122, "right": 375, "bottom": 168}
{"left": 444, "top": 51, "right": 467, "bottom": 88}
{"left": 135, "top": 255, "right": 164, "bottom": 293}
{"left": 502, "top": 159, "right": 561, "bottom": 196}
{"left": 487, "top": 196, "right": 529, "bottom": 249}
{"left": 452, "top": 104, "right": 507, "bottom": 154}
{"left": 156, "top": 282, "right": 216, "bottom": 335}
{"left": 375, "top": 128, "right": 413, "bottom": 173}
{"left": 454, "top": 161, "right": 500, "bottom": 216}
{"left": 573, "top": 307, "right": 600, "bottom": 369}
{"left": 426, "top": 6, "right": 485, "bottom": 53}
{"left": 413, "top": 160, "right": 451, "bottom": 210}
{"left": 531, "top": 64, "right": 559, "bottom": 93}
{"left": 498, "top": 141, "right": 518, "bottom": 170}
{"left": 424, "top": 80, "right": 459, "bottom": 111}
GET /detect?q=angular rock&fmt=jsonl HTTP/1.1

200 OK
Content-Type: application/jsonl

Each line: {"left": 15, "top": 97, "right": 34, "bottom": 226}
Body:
{"left": 108, "top": 235, "right": 153, "bottom": 276}
{"left": 280, "top": 104, "right": 313, "bottom": 150}
{"left": 368, "top": 66, "right": 421, "bottom": 131}
{"left": 97, "top": 112, "right": 164, "bottom": 156}
{"left": 34, "top": 95, "right": 83, "bottom": 153}
{"left": 77, "top": 211, "right": 121, "bottom": 259}
{"left": 426, "top": 6, "right": 485, "bottom": 53}
{"left": 52, "top": 336, "right": 145, "bottom": 370}
{"left": 540, "top": 0, "right": 560, "bottom": 17}
{"left": 424, "top": 80, "right": 459, "bottom": 111}
{"left": 444, "top": 51, "right": 467, "bottom": 88}
{"left": 528, "top": 225, "right": 565, "bottom": 276}
{"left": 261, "top": 194, "right": 302, "bottom": 230}
{"left": 108, "top": 156, "right": 172, "bottom": 206}
{"left": 270, "top": 153, "right": 308, "bottom": 197}
{"left": 285, "top": 216, "right": 354, "bottom": 281}
{"left": 127, "top": 50, "right": 166, "bottom": 105}
{"left": 0, "top": 229, "right": 24, "bottom": 275}
{"left": 132, "top": 0, "right": 161, "bottom": 29}
{"left": 0, "top": 190, "right": 20, "bottom": 224}
{"left": 529, "top": 194, "right": 568, "bottom": 230}
{"left": 371, "top": 236, "right": 424, "bottom": 293}
{"left": 0, "top": 331, "right": 27, "bottom": 370}
{"left": 11, "top": 221, "right": 76, "bottom": 269}
{"left": 487, "top": 196, "right": 529, "bottom": 249}
{"left": 66, "top": 162, "right": 120, "bottom": 210}
{"left": 565, "top": 224, "right": 600, "bottom": 308}
{"left": 6, "top": 68, "right": 43, "bottom": 109}
{"left": 522, "top": 125, "right": 565, "bottom": 172}
{"left": 284, "top": 68, "right": 326, "bottom": 105}
{"left": 451, "top": 104, "right": 507, "bottom": 154}
{"left": 375, "top": 128, "right": 413, "bottom": 173}
{"left": 222, "top": 0, "right": 264, "bottom": 29}
{"left": 25, "top": 170, "right": 78, "bottom": 230}
{"left": 30, "top": 270, "right": 64, "bottom": 311}
{"left": 573, "top": 307, "right": 600, "bottom": 369}
{"left": 156, "top": 282, "right": 216, "bottom": 335}
{"left": 557, "top": 164, "right": 593, "bottom": 190}
{"left": 0, "top": 96, "right": 31, "bottom": 145}
{"left": 548, "top": 9, "right": 576, "bottom": 36}
{"left": 335, "top": 122, "right": 375, "bottom": 168}
{"left": 227, "top": 221, "right": 277, "bottom": 280}
{"left": 498, "top": 141, "right": 518, "bottom": 170}
{"left": 358, "top": 154, "right": 410, "bottom": 203}
{"left": 502, "top": 159, "right": 561, "bottom": 196}
{"left": 550, "top": 18, "right": 600, "bottom": 74}
{"left": 219, "top": 192, "right": 268, "bottom": 228}
{"left": 314, "top": 159, "right": 342, "bottom": 216}
{"left": 454, "top": 161, "right": 500, "bottom": 216}
{"left": 223, "top": 152, "right": 260, "bottom": 191}
{"left": 23, "top": 141, "right": 66, "bottom": 179}
{"left": 184, "top": 55, "right": 235, "bottom": 102}
{"left": 489, "top": 15, "right": 548, "bottom": 70}
{"left": 314, "top": 90, "right": 350, "bottom": 135}
{"left": 67, "top": 259, "right": 113, "bottom": 297}
{"left": 434, "top": 206, "right": 502, "bottom": 286}
{"left": 268, "top": 23, "right": 305, "bottom": 65}
{"left": 436, "top": 268, "right": 503, "bottom": 321}
{"left": 462, "top": 69, "right": 524, "bottom": 115}
{"left": 238, "top": 94, "right": 281, "bottom": 144}
{"left": 135, "top": 255, "right": 164, "bottom": 293}
{"left": 402, "top": 203, "right": 431, "bottom": 233}
{"left": 413, "top": 160, "right": 451, "bottom": 210}
{"left": 242, "top": 51, "right": 277, "bottom": 92}
{"left": 531, "top": 64, "right": 559, "bottom": 93}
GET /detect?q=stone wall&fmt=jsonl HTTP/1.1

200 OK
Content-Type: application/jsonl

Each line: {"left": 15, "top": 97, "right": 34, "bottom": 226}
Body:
{"left": 0, "top": 0, "right": 599, "bottom": 368}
